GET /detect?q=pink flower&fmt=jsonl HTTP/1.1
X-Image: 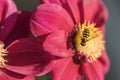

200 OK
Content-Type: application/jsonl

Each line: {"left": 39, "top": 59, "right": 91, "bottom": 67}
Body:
{"left": 30, "top": 0, "right": 110, "bottom": 80}
{"left": 0, "top": 0, "right": 55, "bottom": 79}
{"left": 0, "top": 38, "right": 55, "bottom": 80}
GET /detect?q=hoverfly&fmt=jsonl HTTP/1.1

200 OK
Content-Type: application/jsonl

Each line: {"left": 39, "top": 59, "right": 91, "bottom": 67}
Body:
{"left": 80, "top": 28, "right": 90, "bottom": 46}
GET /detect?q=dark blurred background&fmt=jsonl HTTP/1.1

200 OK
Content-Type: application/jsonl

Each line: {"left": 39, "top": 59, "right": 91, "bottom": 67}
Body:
{"left": 14, "top": 0, "right": 120, "bottom": 80}
{"left": 103, "top": 0, "right": 120, "bottom": 80}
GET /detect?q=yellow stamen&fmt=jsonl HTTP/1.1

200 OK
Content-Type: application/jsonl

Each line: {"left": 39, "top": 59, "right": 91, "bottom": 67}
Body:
{"left": 74, "top": 21, "right": 104, "bottom": 63}
{"left": 0, "top": 43, "right": 8, "bottom": 68}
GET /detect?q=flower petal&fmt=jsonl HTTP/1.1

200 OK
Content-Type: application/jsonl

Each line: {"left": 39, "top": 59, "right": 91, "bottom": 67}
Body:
{"left": 82, "top": 60, "right": 104, "bottom": 80}
{"left": 5, "top": 38, "right": 55, "bottom": 76}
{"left": 51, "top": 57, "right": 83, "bottom": 80}
{"left": 81, "top": 0, "right": 100, "bottom": 21}
{"left": 3, "top": 11, "right": 32, "bottom": 46}
{"left": 41, "top": 0, "right": 62, "bottom": 5}
{"left": 64, "top": 0, "right": 80, "bottom": 23}
{"left": 98, "top": 50, "right": 110, "bottom": 74}
{"left": 93, "top": 2, "right": 108, "bottom": 27}
{"left": 3, "top": 0, "right": 17, "bottom": 19}
{"left": 41, "top": 0, "right": 80, "bottom": 23}
{"left": 41, "top": 30, "right": 73, "bottom": 57}
{"left": 23, "top": 76, "right": 35, "bottom": 80}
{"left": 0, "top": 68, "right": 28, "bottom": 80}
{"left": 0, "top": 0, "right": 17, "bottom": 41}
{"left": 79, "top": 0, "right": 107, "bottom": 25}
{"left": 30, "top": 3, "right": 74, "bottom": 37}
{"left": 0, "top": 0, "right": 6, "bottom": 22}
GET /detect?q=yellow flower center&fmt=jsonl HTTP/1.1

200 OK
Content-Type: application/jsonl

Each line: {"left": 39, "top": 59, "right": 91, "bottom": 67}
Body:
{"left": 74, "top": 21, "right": 104, "bottom": 63}
{"left": 0, "top": 43, "right": 8, "bottom": 68}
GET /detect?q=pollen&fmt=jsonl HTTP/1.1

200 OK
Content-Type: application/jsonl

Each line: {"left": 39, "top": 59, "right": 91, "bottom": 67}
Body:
{"left": 0, "top": 43, "right": 8, "bottom": 68}
{"left": 74, "top": 21, "right": 105, "bottom": 63}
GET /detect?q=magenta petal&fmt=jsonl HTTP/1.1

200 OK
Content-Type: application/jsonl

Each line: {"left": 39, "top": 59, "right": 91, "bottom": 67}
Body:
{"left": 82, "top": 0, "right": 101, "bottom": 21}
{"left": 64, "top": 0, "right": 80, "bottom": 23}
{"left": 83, "top": 60, "right": 104, "bottom": 80}
{"left": 0, "top": 0, "right": 6, "bottom": 22}
{"left": 98, "top": 50, "right": 110, "bottom": 74}
{"left": 4, "top": 11, "right": 32, "bottom": 46}
{"left": 5, "top": 38, "right": 55, "bottom": 76}
{"left": 0, "top": 0, "right": 17, "bottom": 41}
{"left": 41, "top": 0, "right": 62, "bottom": 5}
{"left": 41, "top": 0, "right": 80, "bottom": 23}
{"left": 23, "top": 76, "right": 35, "bottom": 80}
{"left": 58, "top": 0, "right": 80, "bottom": 23}
{"left": 3, "top": 0, "right": 17, "bottom": 19}
{"left": 93, "top": 2, "right": 108, "bottom": 27}
{"left": 0, "top": 68, "right": 27, "bottom": 80}
{"left": 42, "top": 30, "right": 73, "bottom": 57}
{"left": 0, "top": 68, "right": 34, "bottom": 80}
{"left": 30, "top": 3, "right": 74, "bottom": 37}
{"left": 51, "top": 57, "right": 82, "bottom": 80}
